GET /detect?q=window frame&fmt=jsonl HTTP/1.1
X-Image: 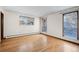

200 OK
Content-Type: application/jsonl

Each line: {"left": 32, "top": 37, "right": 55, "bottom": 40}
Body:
{"left": 62, "top": 11, "right": 78, "bottom": 37}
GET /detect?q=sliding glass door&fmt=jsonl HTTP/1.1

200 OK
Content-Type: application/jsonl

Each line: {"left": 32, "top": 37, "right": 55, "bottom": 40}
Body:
{"left": 63, "top": 11, "right": 77, "bottom": 40}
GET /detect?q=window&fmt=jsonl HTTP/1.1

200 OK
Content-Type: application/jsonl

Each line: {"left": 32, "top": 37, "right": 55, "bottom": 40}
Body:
{"left": 63, "top": 11, "right": 78, "bottom": 39}
{"left": 19, "top": 16, "right": 34, "bottom": 25}
{"left": 41, "top": 18, "right": 47, "bottom": 32}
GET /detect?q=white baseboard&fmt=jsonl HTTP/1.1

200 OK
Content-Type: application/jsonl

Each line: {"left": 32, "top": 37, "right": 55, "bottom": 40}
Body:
{"left": 5, "top": 32, "right": 40, "bottom": 38}
{"left": 41, "top": 32, "right": 79, "bottom": 44}
{"left": 41, "top": 32, "right": 62, "bottom": 38}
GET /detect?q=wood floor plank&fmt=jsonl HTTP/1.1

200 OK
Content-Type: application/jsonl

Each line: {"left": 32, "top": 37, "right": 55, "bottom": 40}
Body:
{"left": 0, "top": 34, "right": 79, "bottom": 52}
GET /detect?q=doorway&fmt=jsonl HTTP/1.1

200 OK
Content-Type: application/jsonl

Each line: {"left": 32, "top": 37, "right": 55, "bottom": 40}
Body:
{"left": 0, "top": 12, "right": 4, "bottom": 43}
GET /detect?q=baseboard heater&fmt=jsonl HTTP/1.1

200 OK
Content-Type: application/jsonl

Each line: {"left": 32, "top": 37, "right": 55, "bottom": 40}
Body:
{"left": 5, "top": 32, "right": 40, "bottom": 38}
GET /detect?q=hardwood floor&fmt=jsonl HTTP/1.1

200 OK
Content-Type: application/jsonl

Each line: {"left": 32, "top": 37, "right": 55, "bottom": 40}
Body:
{"left": 0, "top": 34, "right": 79, "bottom": 52}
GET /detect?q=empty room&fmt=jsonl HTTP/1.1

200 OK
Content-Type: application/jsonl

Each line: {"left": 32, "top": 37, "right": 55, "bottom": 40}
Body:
{"left": 0, "top": 6, "right": 79, "bottom": 52}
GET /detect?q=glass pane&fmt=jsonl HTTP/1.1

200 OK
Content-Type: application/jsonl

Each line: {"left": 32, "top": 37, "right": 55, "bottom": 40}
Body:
{"left": 19, "top": 16, "right": 34, "bottom": 25}
{"left": 64, "top": 12, "right": 77, "bottom": 40}
{"left": 42, "top": 18, "right": 47, "bottom": 32}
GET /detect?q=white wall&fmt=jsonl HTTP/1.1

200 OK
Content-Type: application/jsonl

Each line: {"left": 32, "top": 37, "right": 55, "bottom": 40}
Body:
{"left": 0, "top": 8, "right": 3, "bottom": 42}
{"left": 3, "top": 10, "right": 40, "bottom": 38}
{"left": 0, "top": 12, "right": 1, "bottom": 37}
{"left": 46, "top": 13, "right": 63, "bottom": 38}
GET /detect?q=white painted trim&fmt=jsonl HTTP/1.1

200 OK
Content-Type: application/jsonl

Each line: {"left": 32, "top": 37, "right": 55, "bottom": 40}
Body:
{"left": 41, "top": 32, "right": 79, "bottom": 44}
{"left": 5, "top": 32, "right": 40, "bottom": 38}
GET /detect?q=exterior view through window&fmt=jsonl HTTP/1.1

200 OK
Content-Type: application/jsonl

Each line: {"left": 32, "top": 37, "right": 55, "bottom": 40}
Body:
{"left": 63, "top": 11, "right": 77, "bottom": 40}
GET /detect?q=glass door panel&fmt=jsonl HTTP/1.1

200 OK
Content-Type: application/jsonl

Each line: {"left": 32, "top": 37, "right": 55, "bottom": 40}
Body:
{"left": 64, "top": 12, "right": 77, "bottom": 40}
